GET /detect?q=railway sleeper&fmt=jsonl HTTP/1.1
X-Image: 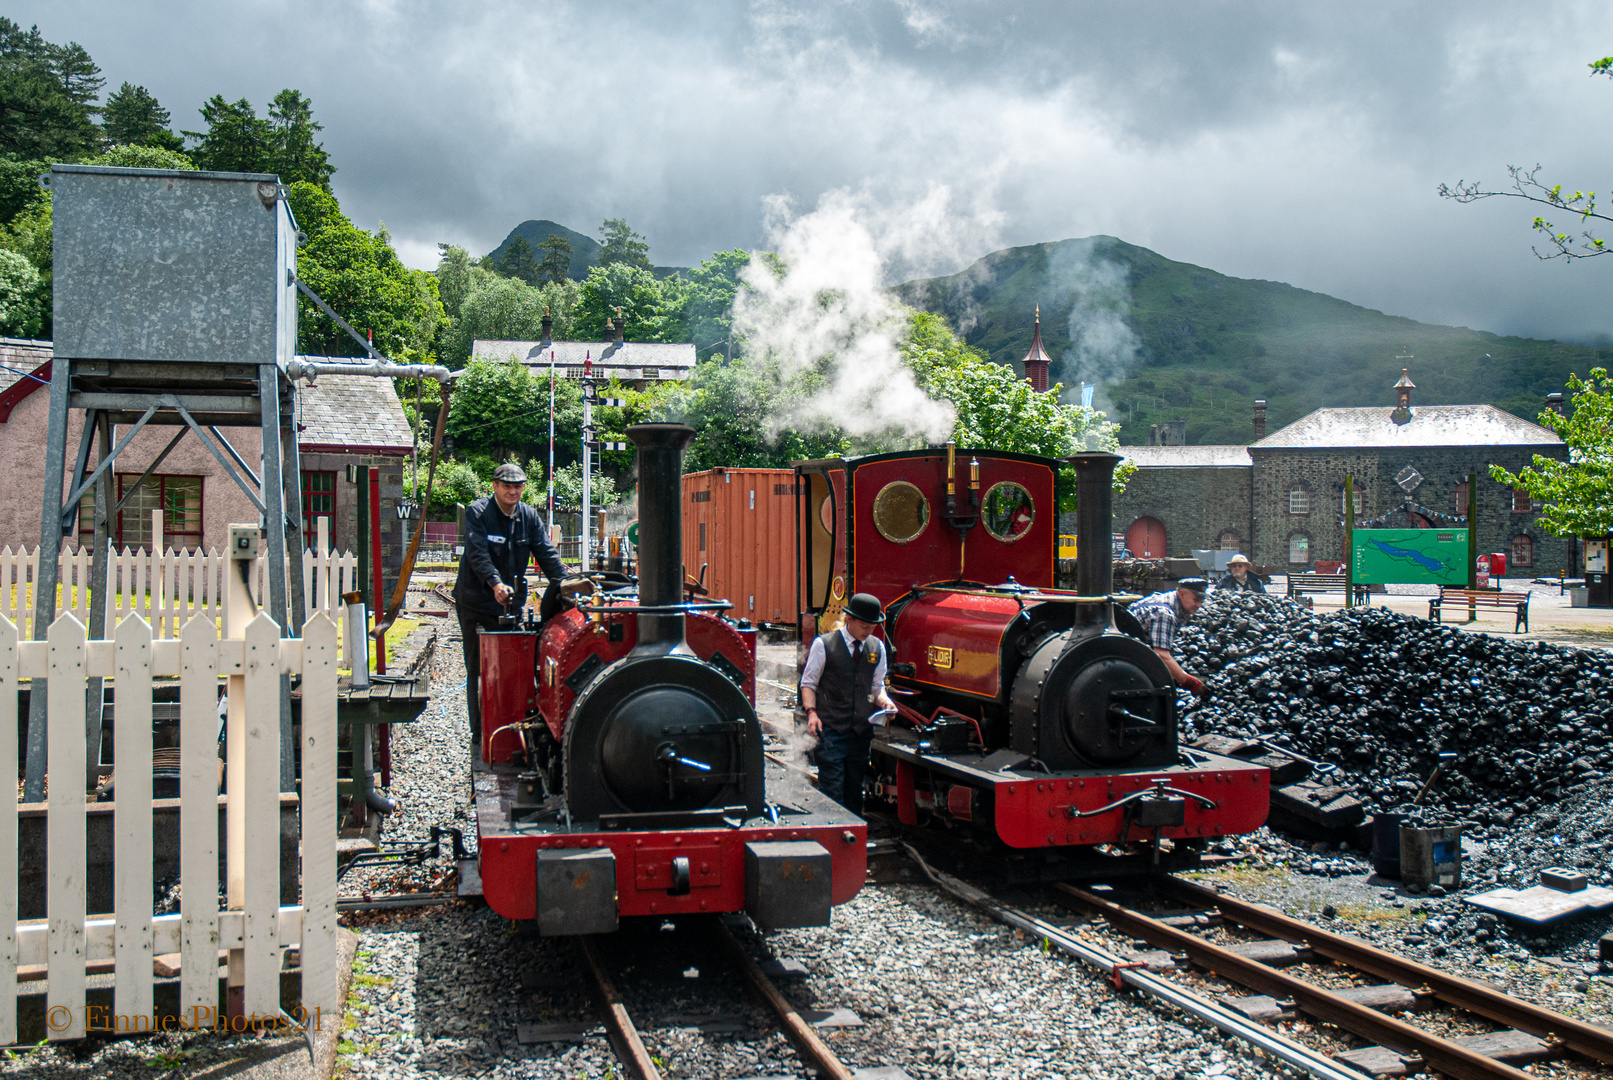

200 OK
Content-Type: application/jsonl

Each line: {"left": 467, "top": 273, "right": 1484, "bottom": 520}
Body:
{"left": 1224, "top": 983, "right": 1426, "bottom": 1024}
{"left": 1336, "top": 1029, "right": 1555, "bottom": 1077}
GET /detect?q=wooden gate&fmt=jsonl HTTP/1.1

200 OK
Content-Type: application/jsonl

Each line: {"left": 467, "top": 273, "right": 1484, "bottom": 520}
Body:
{"left": 2, "top": 609, "right": 339, "bottom": 1041}
{"left": 1126, "top": 516, "right": 1167, "bottom": 559}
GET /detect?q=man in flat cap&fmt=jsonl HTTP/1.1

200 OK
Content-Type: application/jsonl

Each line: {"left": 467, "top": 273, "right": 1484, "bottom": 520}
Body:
{"left": 800, "top": 593, "right": 897, "bottom": 813}
{"left": 1128, "top": 577, "right": 1210, "bottom": 698}
{"left": 1215, "top": 553, "right": 1265, "bottom": 594}
{"left": 453, "top": 462, "right": 565, "bottom": 755}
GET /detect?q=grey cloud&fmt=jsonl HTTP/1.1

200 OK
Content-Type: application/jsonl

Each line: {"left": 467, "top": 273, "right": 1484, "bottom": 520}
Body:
{"left": 15, "top": 0, "right": 1613, "bottom": 342}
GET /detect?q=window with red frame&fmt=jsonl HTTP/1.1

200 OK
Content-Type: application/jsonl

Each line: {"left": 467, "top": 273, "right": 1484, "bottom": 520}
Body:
{"left": 79, "top": 476, "right": 203, "bottom": 551}
{"left": 1511, "top": 534, "right": 1534, "bottom": 568}
{"left": 302, "top": 471, "right": 336, "bottom": 541}
{"left": 1512, "top": 487, "right": 1535, "bottom": 513}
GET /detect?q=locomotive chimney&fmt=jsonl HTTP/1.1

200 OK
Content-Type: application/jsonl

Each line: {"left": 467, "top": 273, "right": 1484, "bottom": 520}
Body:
{"left": 1070, "top": 451, "right": 1121, "bottom": 624}
{"left": 628, "top": 423, "right": 695, "bottom": 653}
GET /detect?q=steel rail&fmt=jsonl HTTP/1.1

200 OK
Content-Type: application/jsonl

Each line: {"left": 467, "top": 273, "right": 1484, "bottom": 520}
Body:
{"left": 576, "top": 936, "right": 665, "bottom": 1080}
{"left": 901, "top": 845, "right": 1370, "bottom": 1080}
{"left": 1161, "top": 875, "right": 1613, "bottom": 1066}
{"left": 1056, "top": 883, "right": 1538, "bottom": 1080}
{"left": 336, "top": 891, "right": 454, "bottom": 913}
{"left": 715, "top": 918, "right": 854, "bottom": 1080}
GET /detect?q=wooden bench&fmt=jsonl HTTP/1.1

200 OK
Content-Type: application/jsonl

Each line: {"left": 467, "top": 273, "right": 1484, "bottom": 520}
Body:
{"left": 1285, "top": 573, "right": 1370, "bottom": 605}
{"left": 1429, "top": 586, "right": 1530, "bottom": 633}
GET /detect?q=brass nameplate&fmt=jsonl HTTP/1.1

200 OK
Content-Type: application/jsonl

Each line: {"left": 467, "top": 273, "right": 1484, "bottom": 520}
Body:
{"left": 927, "top": 646, "right": 954, "bottom": 669}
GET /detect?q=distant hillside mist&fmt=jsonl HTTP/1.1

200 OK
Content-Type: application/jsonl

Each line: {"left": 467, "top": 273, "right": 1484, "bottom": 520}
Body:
{"left": 895, "top": 236, "right": 1608, "bottom": 445}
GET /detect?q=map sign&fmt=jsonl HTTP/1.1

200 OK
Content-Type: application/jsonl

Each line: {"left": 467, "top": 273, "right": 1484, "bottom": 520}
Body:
{"left": 1351, "top": 528, "right": 1469, "bottom": 586}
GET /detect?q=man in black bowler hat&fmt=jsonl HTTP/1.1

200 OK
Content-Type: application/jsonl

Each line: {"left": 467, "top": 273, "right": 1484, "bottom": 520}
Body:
{"left": 453, "top": 462, "right": 565, "bottom": 756}
{"left": 799, "top": 592, "right": 896, "bottom": 813}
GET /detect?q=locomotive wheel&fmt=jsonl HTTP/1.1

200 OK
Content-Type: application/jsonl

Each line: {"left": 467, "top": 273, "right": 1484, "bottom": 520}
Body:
{"left": 1008, "top": 631, "right": 1176, "bottom": 770}
{"left": 561, "top": 653, "right": 764, "bottom": 821}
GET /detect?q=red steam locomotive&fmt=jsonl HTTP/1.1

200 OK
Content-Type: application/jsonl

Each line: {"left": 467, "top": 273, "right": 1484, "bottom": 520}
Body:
{"left": 473, "top": 424, "right": 865, "bottom": 935}
{"left": 795, "top": 445, "right": 1269, "bottom": 876}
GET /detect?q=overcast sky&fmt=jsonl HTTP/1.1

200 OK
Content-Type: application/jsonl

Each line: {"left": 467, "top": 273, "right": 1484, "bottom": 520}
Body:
{"left": 18, "top": 1, "right": 1613, "bottom": 342}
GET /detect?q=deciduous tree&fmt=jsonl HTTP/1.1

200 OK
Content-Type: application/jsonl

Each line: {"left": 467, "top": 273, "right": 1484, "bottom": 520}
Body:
{"left": 1490, "top": 368, "right": 1613, "bottom": 536}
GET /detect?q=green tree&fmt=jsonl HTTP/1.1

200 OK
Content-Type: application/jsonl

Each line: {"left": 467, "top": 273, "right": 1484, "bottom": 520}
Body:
{"left": 445, "top": 356, "right": 548, "bottom": 461}
{"left": 0, "top": 247, "right": 42, "bottom": 337}
{"left": 266, "top": 89, "right": 334, "bottom": 188}
{"left": 405, "top": 457, "right": 487, "bottom": 520}
{"left": 597, "top": 217, "right": 651, "bottom": 270}
{"left": 184, "top": 95, "right": 267, "bottom": 172}
{"left": 1440, "top": 56, "right": 1613, "bottom": 261}
{"left": 434, "top": 243, "right": 494, "bottom": 320}
{"left": 1490, "top": 368, "right": 1613, "bottom": 536}
{"left": 102, "top": 82, "right": 183, "bottom": 151}
{"left": 286, "top": 182, "right": 442, "bottom": 360}
{"left": 537, "top": 233, "right": 572, "bottom": 286}
{"left": 493, "top": 234, "right": 541, "bottom": 285}
{"left": 575, "top": 262, "right": 666, "bottom": 340}
{"left": 445, "top": 275, "right": 580, "bottom": 364}
{"left": 551, "top": 462, "right": 622, "bottom": 509}
{"left": 0, "top": 153, "right": 47, "bottom": 223}
{"left": 92, "top": 144, "right": 195, "bottom": 170}
{"left": 672, "top": 249, "right": 750, "bottom": 355}
{"left": 676, "top": 355, "right": 849, "bottom": 471}
{"left": 0, "top": 19, "right": 103, "bottom": 161}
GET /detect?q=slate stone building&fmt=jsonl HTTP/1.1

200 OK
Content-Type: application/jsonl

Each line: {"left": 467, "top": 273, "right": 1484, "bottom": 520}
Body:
{"left": 1114, "top": 372, "right": 1568, "bottom": 575}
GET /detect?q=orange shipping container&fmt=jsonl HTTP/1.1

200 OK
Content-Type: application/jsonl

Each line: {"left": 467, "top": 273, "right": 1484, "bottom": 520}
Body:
{"left": 681, "top": 467, "right": 798, "bottom": 625}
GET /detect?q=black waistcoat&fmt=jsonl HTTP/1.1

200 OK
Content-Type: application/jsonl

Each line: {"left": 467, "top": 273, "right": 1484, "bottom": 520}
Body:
{"left": 814, "top": 631, "right": 879, "bottom": 735}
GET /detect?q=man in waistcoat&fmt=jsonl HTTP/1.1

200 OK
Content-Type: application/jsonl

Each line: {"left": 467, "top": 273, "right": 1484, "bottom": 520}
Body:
{"left": 799, "top": 593, "right": 896, "bottom": 813}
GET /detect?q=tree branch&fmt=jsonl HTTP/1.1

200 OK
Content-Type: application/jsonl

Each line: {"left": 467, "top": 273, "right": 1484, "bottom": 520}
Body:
{"left": 1439, "top": 164, "right": 1613, "bottom": 260}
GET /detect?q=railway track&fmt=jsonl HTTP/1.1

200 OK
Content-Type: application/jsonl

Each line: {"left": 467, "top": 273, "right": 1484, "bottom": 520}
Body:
{"left": 907, "top": 843, "right": 1613, "bottom": 1080}
{"left": 570, "top": 915, "right": 857, "bottom": 1080}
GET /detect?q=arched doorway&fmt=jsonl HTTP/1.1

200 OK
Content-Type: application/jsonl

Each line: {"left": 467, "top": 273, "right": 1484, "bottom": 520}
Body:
{"left": 1127, "top": 516, "right": 1167, "bottom": 559}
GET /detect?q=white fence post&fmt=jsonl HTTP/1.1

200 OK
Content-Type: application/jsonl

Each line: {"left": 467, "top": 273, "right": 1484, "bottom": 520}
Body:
{"left": 46, "top": 612, "right": 87, "bottom": 1040}
{"left": 178, "top": 613, "right": 219, "bottom": 1024}
{"left": 300, "top": 612, "right": 338, "bottom": 1027}
{"left": 113, "top": 614, "right": 154, "bottom": 1022}
{"left": 0, "top": 612, "right": 16, "bottom": 1044}
{"left": 241, "top": 613, "right": 282, "bottom": 1017}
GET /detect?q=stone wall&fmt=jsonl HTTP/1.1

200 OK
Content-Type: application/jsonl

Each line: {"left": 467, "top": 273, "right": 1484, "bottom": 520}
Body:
{"left": 1113, "top": 466, "right": 1253, "bottom": 558}
{"left": 1248, "top": 445, "right": 1568, "bottom": 573}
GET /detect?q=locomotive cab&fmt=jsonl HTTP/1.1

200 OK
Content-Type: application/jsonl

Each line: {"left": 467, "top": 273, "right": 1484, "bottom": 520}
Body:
{"left": 795, "top": 445, "right": 1269, "bottom": 877}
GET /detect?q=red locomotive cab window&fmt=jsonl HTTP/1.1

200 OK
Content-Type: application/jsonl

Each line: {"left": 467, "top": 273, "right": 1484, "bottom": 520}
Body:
{"left": 872, "top": 480, "right": 930, "bottom": 544}
{"left": 981, "top": 481, "right": 1035, "bottom": 543}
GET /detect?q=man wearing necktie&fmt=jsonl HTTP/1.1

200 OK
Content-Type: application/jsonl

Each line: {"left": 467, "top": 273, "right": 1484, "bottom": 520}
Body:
{"left": 799, "top": 593, "right": 896, "bottom": 813}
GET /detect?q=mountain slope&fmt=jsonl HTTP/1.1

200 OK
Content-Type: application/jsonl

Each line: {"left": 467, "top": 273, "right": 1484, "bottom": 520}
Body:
{"left": 488, "top": 220, "right": 686, "bottom": 281}
{"left": 894, "top": 236, "right": 1608, "bottom": 444}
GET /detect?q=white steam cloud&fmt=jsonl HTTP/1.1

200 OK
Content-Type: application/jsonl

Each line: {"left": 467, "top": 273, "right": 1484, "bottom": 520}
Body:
{"left": 1048, "top": 238, "right": 1142, "bottom": 417}
{"left": 731, "top": 184, "right": 999, "bottom": 445}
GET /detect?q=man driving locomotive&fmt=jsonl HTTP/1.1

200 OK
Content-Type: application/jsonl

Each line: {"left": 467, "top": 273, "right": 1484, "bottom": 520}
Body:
{"left": 453, "top": 462, "right": 566, "bottom": 755}
{"left": 1128, "top": 577, "right": 1210, "bottom": 698}
{"left": 800, "top": 593, "right": 897, "bottom": 813}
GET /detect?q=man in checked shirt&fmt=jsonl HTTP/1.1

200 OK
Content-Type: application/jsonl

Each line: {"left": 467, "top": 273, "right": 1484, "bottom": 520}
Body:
{"left": 1127, "top": 577, "right": 1211, "bottom": 699}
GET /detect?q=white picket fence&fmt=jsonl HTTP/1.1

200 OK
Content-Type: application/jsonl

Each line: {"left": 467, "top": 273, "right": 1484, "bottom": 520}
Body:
{"left": 2, "top": 608, "right": 338, "bottom": 1042}
{"left": 0, "top": 519, "right": 360, "bottom": 666}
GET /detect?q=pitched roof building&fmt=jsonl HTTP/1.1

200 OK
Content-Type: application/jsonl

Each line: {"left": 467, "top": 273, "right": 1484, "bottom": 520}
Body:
{"left": 473, "top": 314, "right": 697, "bottom": 389}
{"left": 1113, "top": 370, "right": 1568, "bottom": 574}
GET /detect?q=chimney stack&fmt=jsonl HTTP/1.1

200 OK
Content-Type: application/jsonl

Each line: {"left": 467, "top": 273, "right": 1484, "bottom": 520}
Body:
{"left": 1392, "top": 368, "right": 1415, "bottom": 425}
{"left": 1546, "top": 391, "right": 1566, "bottom": 415}
{"left": 613, "top": 306, "right": 625, "bottom": 343}
{"left": 541, "top": 306, "right": 552, "bottom": 343}
{"left": 1252, "top": 399, "right": 1267, "bottom": 441}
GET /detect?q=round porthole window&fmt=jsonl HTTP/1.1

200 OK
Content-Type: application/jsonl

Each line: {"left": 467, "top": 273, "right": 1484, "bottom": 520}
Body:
{"left": 982, "top": 481, "right": 1035, "bottom": 542}
{"left": 872, "top": 480, "right": 930, "bottom": 544}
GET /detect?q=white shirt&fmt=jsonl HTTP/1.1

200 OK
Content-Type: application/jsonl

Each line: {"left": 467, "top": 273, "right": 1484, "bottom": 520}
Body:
{"left": 800, "top": 626, "right": 888, "bottom": 695}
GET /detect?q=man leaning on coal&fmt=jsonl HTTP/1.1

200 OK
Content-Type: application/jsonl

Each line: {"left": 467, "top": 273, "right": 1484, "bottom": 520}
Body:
{"left": 453, "top": 462, "right": 565, "bottom": 760}
{"left": 1129, "top": 577, "right": 1211, "bottom": 698}
{"left": 800, "top": 593, "right": 897, "bottom": 814}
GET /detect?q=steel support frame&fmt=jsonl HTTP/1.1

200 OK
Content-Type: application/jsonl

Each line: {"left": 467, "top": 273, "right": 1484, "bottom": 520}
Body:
{"left": 21, "top": 359, "right": 301, "bottom": 800}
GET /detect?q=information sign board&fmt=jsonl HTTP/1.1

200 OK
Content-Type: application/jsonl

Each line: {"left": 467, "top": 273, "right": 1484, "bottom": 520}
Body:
{"left": 1351, "top": 528, "right": 1470, "bottom": 586}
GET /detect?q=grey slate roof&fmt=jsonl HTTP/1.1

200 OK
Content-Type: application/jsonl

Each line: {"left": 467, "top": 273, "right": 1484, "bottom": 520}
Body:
{"left": 1122, "top": 445, "right": 1252, "bottom": 468}
{"left": 472, "top": 338, "right": 697, "bottom": 379}
{"left": 1253, "top": 405, "right": 1562, "bottom": 449}
{"left": 297, "top": 365, "right": 414, "bottom": 452}
{"left": 0, "top": 338, "right": 52, "bottom": 392}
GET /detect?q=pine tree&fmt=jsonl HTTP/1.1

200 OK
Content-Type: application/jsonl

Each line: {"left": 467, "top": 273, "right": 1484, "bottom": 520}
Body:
{"left": 267, "top": 89, "right": 334, "bottom": 188}
{"left": 0, "top": 18, "right": 104, "bottom": 160}
{"left": 597, "top": 218, "right": 651, "bottom": 270}
{"left": 494, "top": 235, "right": 542, "bottom": 285}
{"left": 102, "top": 82, "right": 182, "bottom": 151}
{"left": 184, "top": 96, "right": 268, "bottom": 173}
{"left": 538, "top": 233, "right": 572, "bottom": 285}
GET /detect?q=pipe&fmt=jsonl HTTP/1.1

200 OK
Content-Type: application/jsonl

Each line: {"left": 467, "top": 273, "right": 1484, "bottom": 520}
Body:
{"left": 1069, "top": 451, "right": 1121, "bottom": 624}
{"left": 627, "top": 423, "right": 695, "bottom": 654}
{"left": 285, "top": 358, "right": 455, "bottom": 383}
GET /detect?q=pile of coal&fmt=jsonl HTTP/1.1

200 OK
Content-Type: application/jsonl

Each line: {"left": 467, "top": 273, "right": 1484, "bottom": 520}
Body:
{"left": 1175, "top": 593, "right": 1613, "bottom": 835}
